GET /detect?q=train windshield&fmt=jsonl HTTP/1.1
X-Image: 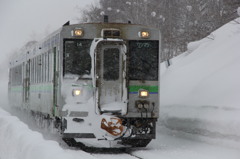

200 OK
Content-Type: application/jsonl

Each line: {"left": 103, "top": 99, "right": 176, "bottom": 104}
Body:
{"left": 103, "top": 48, "right": 120, "bottom": 80}
{"left": 129, "top": 40, "right": 159, "bottom": 80}
{"left": 63, "top": 39, "right": 92, "bottom": 78}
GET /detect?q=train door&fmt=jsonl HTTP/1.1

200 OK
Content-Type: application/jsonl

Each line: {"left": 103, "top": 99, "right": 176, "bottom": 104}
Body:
{"left": 96, "top": 41, "right": 127, "bottom": 115}
{"left": 53, "top": 47, "right": 59, "bottom": 116}
{"left": 23, "top": 60, "right": 30, "bottom": 105}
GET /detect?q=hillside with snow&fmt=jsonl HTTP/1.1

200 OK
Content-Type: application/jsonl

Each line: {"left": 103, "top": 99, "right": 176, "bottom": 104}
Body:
{"left": 160, "top": 17, "right": 240, "bottom": 146}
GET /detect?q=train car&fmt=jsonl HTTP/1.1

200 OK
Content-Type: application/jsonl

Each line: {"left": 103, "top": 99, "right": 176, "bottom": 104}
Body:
{"left": 8, "top": 19, "right": 160, "bottom": 148}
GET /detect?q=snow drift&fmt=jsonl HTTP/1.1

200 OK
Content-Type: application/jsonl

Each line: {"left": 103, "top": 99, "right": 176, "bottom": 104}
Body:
{"left": 0, "top": 109, "right": 96, "bottom": 159}
{"left": 160, "top": 17, "right": 240, "bottom": 144}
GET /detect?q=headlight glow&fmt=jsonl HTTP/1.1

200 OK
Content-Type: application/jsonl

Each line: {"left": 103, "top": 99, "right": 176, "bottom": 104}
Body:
{"left": 73, "top": 89, "right": 81, "bottom": 96}
{"left": 139, "top": 90, "right": 149, "bottom": 98}
{"left": 73, "top": 29, "right": 84, "bottom": 37}
{"left": 139, "top": 31, "right": 150, "bottom": 38}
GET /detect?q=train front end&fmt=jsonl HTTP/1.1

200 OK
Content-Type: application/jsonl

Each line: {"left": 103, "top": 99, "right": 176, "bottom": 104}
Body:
{"left": 60, "top": 23, "right": 160, "bottom": 148}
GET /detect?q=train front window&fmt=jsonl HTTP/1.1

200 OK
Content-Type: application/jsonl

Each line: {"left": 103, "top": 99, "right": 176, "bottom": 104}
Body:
{"left": 129, "top": 41, "right": 159, "bottom": 80}
{"left": 103, "top": 48, "right": 120, "bottom": 81}
{"left": 63, "top": 39, "right": 92, "bottom": 78}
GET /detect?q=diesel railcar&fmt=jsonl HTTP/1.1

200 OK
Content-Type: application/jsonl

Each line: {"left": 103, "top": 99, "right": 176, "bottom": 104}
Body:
{"left": 8, "top": 21, "right": 160, "bottom": 148}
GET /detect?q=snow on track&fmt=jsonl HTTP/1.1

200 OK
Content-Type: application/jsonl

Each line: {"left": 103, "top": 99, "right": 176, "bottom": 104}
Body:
{"left": 130, "top": 125, "right": 240, "bottom": 159}
{"left": 91, "top": 125, "right": 240, "bottom": 159}
{"left": 92, "top": 153, "right": 142, "bottom": 159}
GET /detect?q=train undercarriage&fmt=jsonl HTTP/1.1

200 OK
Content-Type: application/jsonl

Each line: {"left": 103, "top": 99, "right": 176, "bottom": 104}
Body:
{"left": 25, "top": 109, "right": 157, "bottom": 149}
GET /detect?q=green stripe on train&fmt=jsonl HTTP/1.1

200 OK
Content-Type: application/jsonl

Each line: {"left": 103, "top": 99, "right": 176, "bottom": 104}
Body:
{"left": 10, "top": 86, "right": 22, "bottom": 92}
{"left": 129, "top": 85, "right": 158, "bottom": 92}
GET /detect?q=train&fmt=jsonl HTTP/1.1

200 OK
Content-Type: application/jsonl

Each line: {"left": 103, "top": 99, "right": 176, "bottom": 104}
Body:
{"left": 8, "top": 18, "right": 160, "bottom": 148}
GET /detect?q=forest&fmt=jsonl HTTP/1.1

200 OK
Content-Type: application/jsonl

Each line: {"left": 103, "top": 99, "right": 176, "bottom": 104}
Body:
{"left": 78, "top": 0, "right": 240, "bottom": 61}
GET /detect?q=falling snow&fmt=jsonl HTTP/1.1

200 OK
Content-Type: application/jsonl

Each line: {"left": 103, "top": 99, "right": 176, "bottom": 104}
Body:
{"left": 100, "top": 11, "right": 105, "bottom": 16}
{"left": 186, "top": 5, "right": 192, "bottom": 12}
{"left": 151, "top": 11, "right": 156, "bottom": 17}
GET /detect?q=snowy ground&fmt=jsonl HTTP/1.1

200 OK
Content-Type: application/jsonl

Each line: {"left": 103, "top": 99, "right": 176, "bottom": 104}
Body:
{"left": 0, "top": 107, "right": 240, "bottom": 159}
{"left": 0, "top": 18, "right": 240, "bottom": 159}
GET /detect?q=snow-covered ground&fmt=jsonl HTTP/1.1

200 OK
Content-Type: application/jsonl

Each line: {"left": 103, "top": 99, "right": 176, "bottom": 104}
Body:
{"left": 0, "top": 17, "right": 240, "bottom": 159}
{"left": 0, "top": 109, "right": 98, "bottom": 159}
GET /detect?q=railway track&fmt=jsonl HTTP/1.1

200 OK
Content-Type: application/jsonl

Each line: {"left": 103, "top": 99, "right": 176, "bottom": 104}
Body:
{"left": 90, "top": 152, "right": 144, "bottom": 159}
{"left": 124, "top": 152, "right": 144, "bottom": 159}
{"left": 63, "top": 138, "right": 144, "bottom": 158}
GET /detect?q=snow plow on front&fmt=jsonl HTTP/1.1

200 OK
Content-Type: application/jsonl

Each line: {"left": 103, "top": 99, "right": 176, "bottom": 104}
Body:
{"left": 8, "top": 20, "right": 160, "bottom": 148}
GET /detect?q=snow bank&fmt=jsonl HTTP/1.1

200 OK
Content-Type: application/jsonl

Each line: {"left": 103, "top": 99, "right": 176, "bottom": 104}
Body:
{"left": 160, "top": 18, "right": 240, "bottom": 142}
{"left": 0, "top": 109, "right": 96, "bottom": 159}
{"left": 187, "top": 38, "right": 212, "bottom": 53}
{"left": 161, "top": 17, "right": 240, "bottom": 107}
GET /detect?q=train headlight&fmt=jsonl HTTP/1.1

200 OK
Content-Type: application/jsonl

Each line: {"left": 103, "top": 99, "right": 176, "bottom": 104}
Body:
{"left": 139, "top": 31, "right": 150, "bottom": 38}
{"left": 139, "top": 90, "right": 149, "bottom": 98}
{"left": 72, "top": 89, "right": 81, "bottom": 96}
{"left": 143, "top": 103, "right": 149, "bottom": 109}
{"left": 72, "top": 28, "right": 84, "bottom": 37}
{"left": 137, "top": 103, "right": 143, "bottom": 109}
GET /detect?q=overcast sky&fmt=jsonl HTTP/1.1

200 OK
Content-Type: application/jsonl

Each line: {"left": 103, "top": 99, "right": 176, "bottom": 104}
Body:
{"left": 0, "top": 0, "right": 98, "bottom": 105}
{"left": 0, "top": 0, "right": 97, "bottom": 62}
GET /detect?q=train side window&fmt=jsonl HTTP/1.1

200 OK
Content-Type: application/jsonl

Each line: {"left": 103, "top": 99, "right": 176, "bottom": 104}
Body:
{"left": 49, "top": 51, "right": 52, "bottom": 82}
{"left": 42, "top": 54, "right": 44, "bottom": 82}
{"left": 41, "top": 54, "right": 45, "bottom": 83}
{"left": 39, "top": 55, "right": 42, "bottom": 83}
{"left": 19, "top": 65, "right": 22, "bottom": 85}
{"left": 43, "top": 53, "right": 45, "bottom": 82}
{"left": 33, "top": 58, "right": 35, "bottom": 83}
{"left": 21, "top": 64, "right": 24, "bottom": 84}
{"left": 31, "top": 59, "right": 33, "bottom": 83}
{"left": 14, "top": 67, "right": 16, "bottom": 85}
{"left": 12, "top": 67, "right": 15, "bottom": 85}
{"left": 45, "top": 53, "right": 47, "bottom": 82}
{"left": 46, "top": 52, "right": 49, "bottom": 82}
{"left": 13, "top": 67, "right": 15, "bottom": 85}
{"left": 38, "top": 56, "right": 41, "bottom": 83}
{"left": 48, "top": 52, "right": 50, "bottom": 82}
{"left": 30, "top": 60, "right": 32, "bottom": 83}
{"left": 9, "top": 69, "right": 11, "bottom": 84}
{"left": 40, "top": 55, "right": 43, "bottom": 83}
{"left": 36, "top": 56, "right": 39, "bottom": 83}
{"left": 35, "top": 57, "right": 38, "bottom": 83}
{"left": 31, "top": 58, "right": 34, "bottom": 83}
{"left": 13, "top": 65, "right": 22, "bottom": 85}
{"left": 34, "top": 57, "right": 36, "bottom": 83}
{"left": 48, "top": 52, "right": 51, "bottom": 82}
{"left": 42, "top": 53, "right": 46, "bottom": 83}
{"left": 41, "top": 54, "right": 43, "bottom": 83}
